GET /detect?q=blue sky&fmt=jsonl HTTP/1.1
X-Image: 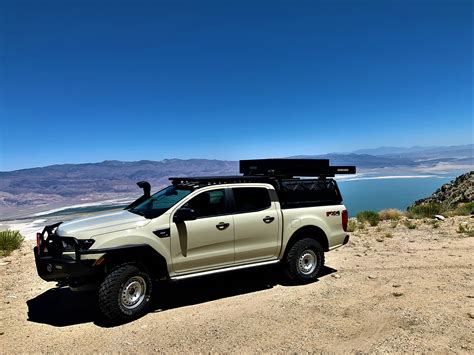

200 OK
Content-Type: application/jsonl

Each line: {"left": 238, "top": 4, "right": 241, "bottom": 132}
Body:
{"left": 0, "top": 0, "right": 472, "bottom": 171}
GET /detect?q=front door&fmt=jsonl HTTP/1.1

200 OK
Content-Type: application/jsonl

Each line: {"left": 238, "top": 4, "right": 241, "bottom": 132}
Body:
{"left": 170, "top": 188, "right": 234, "bottom": 274}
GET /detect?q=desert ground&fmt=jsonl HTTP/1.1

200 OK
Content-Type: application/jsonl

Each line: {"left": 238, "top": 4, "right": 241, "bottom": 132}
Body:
{"left": 0, "top": 216, "right": 473, "bottom": 353}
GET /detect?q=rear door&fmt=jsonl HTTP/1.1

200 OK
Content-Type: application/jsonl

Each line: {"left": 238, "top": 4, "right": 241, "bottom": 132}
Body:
{"left": 231, "top": 187, "right": 280, "bottom": 263}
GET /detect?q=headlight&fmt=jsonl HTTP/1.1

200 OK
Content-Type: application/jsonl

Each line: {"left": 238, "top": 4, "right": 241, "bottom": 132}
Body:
{"left": 61, "top": 238, "right": 95, "bottom": 252}
{"left": 79, "top": 239, "right": 95, "bottom": 250}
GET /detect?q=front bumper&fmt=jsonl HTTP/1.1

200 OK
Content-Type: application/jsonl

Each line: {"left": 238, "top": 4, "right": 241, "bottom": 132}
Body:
{"left": 34, "top": 246, "right": 98, "bottom": 282}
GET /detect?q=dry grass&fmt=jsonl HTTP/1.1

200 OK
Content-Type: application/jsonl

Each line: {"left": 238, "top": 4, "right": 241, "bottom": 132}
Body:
{"left": 379, "top": 209, "right": 403, "bottom": 221}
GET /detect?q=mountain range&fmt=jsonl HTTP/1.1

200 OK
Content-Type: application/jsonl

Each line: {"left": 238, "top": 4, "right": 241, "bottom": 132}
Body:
{"left": 0, "top": 144, "right": 472, "bottom": 218}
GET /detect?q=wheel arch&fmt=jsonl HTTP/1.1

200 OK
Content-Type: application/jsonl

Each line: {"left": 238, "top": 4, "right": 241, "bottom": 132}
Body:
{"left": 283, "top": 225, "right": 329, "bottom": 257}
{"left": 99, "top": 245, "right": 169, "bottom": 280}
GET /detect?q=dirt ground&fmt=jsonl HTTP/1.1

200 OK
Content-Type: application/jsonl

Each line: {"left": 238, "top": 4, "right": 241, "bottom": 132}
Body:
{"left": 1, "top": 216, "right": 473, "bottom": 353}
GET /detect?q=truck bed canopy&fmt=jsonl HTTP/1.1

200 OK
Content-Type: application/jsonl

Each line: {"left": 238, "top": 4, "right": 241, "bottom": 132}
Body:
{"left": 169, "top": 159, "right": 355, "bottom": 208}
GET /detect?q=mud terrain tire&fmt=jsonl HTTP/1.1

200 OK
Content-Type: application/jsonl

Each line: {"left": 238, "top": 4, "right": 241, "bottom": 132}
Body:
{"left": 98, "top": 264, "right": 152, "bottom": 323}
{"left": 285, "top": 238, "right": 325, "bottom": 283}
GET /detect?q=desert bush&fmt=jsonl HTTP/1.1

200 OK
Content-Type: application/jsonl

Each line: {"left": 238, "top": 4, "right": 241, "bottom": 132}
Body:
{"left": 379, "top": 209, "right": 403, "bottom": 221}
{"left": 357, "top": 210, "right": 380, "bottom": 226}
{"left": 403, "top": 220, "right": 417, "bottom": 230}
{"left": 0, "top": 230, "right": 24, "bottom": 256}
{"left": 450, "top": 202, "right": 474, "bottom": 216}
{"left": 384, "top": 232, "right": 393, "bottom": 238}
{"left": 407, "top": 203, "right": 444, "bottom": 219}
{"left": 426, "top": 219, "right": 440, "bottom": 229}
{"left": 457, "top": 223, "right": 474, "bottom": 237}
{"left": 347, "top": 219, "right": 357, "bottom": 232}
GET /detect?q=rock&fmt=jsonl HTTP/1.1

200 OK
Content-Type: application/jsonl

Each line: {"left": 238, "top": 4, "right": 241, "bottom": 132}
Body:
{"left": 468, "top": 312, "right": 474, "bottom": 319}
{"left": 331, "top": 274, "right": 341, "bottom": 279}
{"left": 392, "top": 292, "right": 404, "bottom": 297}
{"left": 0, "top": 261, "right": 10, "bottom": 266}
{"left": 434, "top": 215, "right": 445, "bottom": 221}
{"left": 392, "top": 284, "right": 401, "bottom": 288}
{"left": 0, "top": 332, "right": 4, "bottom": 335}
{"left": 376, "top": 238, "right": 384, "bottom": 242}
{"left": 367, "top": 275, "right": 377, "bottom": 279}
{"left": 467, "top": 295, "right": 474, "bottom": 298}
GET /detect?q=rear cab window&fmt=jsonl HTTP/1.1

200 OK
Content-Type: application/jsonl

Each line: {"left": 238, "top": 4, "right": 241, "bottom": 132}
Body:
{"left": 232, "top": 187, "right": 271, "bottom": 213}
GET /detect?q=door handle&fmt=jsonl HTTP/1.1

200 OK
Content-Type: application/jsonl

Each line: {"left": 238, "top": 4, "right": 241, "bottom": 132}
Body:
{"left": 263, "top": 216, "right": 275, "bottom": 224}
{"left": 216, "top": 222, "right": 230, "bottom": 230}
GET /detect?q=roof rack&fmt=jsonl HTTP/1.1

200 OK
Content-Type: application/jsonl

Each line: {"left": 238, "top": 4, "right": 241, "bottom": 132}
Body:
{"left": 169, "top": 159, "right": 356, "bottom": 186}
{"left": 169, "top": 175, "right": 273, "bottom": 186}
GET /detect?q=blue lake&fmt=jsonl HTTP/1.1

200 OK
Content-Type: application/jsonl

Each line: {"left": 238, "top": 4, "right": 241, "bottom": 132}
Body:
{"left": 338, "top": 176, "right": 456, "bottom": 216}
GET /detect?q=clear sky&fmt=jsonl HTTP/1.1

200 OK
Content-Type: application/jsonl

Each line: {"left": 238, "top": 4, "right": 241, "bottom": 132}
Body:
{"left": 0, "top": 0, "right": 472, "bottom": 171}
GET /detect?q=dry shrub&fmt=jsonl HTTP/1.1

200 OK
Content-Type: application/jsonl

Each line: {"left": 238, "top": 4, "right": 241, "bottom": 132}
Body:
{"left": 379, "top": 209, "right": 403, "bottom": 221}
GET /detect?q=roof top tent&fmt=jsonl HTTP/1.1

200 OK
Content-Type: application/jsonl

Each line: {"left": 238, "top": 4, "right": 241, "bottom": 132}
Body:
{"left": 239, "top": 159, "right": 356, "bottom": 178}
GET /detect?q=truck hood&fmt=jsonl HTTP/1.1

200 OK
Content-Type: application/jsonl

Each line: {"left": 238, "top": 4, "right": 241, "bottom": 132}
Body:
{"left": 56, "top": 210, "right": 151, "bottom": 239}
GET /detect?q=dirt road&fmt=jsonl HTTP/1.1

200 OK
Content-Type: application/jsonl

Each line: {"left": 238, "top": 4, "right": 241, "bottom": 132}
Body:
{"left": 1, "top": 216, "right": 473, "bottom": 353}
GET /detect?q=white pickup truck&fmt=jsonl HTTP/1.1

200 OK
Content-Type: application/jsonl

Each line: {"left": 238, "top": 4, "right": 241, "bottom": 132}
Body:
{"left": 34, "top": 159, "right": 355, "bottom": 322}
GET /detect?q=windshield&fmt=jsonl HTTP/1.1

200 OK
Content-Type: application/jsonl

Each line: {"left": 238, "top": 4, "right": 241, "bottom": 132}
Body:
{"left": 129, "top": 185, "right": 193, "bottom": 219}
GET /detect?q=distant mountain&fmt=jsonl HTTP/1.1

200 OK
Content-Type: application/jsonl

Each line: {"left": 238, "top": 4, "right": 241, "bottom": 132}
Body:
{"left": 0, "top": 144, "right": 472, "bottom": 218}
{"left": 352, "top": 144, "right": 473, "bottom": 158}
{"left": 352, "top": 146, "right": 440, "bottom": 155}
{"left": 290, "top": 153, "right": 417, "bottom": 168}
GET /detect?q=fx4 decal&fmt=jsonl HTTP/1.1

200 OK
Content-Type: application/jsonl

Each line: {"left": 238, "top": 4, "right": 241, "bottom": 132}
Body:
{"left": 326, "top": 211, "right": 341, "bottom": 217}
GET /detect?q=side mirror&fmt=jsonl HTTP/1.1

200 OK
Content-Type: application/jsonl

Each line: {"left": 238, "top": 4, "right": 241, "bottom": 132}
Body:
{"left": 173, "top": 208, "right": 197, "bottom": 223}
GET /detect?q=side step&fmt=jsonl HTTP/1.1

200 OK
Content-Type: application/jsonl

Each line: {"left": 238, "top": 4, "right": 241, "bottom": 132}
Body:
{"left": 170, "top": 259, "right": 280, "bottom": 281}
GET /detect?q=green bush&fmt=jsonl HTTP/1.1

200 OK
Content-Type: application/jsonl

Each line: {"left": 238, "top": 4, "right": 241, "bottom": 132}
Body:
{"left": 356, "top": 210, "right": 380, "bottom": 226}
{"left": 0, "top": 230, "right": 24, "bottom": 256}
{"left": 407, "top": 203, "right": 444, "bottom": 219}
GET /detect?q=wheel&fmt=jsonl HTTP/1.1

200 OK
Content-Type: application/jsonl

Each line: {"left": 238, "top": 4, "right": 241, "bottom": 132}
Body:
{"left": 98, "top": 264, "right": 152, "bottom": 322}
{"left": 285, "top": 238, "right": 325, "bottom": 283}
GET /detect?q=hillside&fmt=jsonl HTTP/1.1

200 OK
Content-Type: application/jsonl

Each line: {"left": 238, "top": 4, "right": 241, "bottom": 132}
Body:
{"left": 412, "top": 171, "right": 473, "bottom": 208}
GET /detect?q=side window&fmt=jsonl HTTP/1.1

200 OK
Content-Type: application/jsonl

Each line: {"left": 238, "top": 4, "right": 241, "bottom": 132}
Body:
{"left": 184, "top": 189, "right": 227, "bottom": 218}
{"left": 232, "top": 188, "right": 271, "bottom": 213}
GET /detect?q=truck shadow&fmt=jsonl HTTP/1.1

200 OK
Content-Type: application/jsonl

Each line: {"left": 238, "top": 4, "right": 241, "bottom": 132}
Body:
{"left": 27, "top": 265, "right": 336, "bottom": 327}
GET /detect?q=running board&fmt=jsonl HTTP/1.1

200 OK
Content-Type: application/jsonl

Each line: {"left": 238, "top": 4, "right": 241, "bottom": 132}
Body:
{"left": 170, "top": 259, "right": 280, "bottom": 281}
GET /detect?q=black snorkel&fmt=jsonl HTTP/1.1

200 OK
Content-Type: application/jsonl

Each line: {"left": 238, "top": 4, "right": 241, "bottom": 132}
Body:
{"left": 125, "top": 181, "right": 151, "bottom": 210}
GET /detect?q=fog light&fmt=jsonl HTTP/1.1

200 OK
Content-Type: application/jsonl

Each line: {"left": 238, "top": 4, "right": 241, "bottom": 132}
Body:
{"left": 46, "top": 264, "right": 53, "bottom": 272}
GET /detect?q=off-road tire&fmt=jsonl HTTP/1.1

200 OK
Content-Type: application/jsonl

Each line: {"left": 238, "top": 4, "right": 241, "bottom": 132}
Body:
{"left": 285, "top": 238, "right": 325, "bottom": 283}
{"left": 98, "top": 264, "right": 152, "bottom": 323}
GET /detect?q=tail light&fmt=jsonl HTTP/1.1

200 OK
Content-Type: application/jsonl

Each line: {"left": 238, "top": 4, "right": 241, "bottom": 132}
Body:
{"left": 36, "top": 233, "right": 42, "bottom": 252}
{"left": 342, "top": 210, "right": 348, "bottom": 232}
